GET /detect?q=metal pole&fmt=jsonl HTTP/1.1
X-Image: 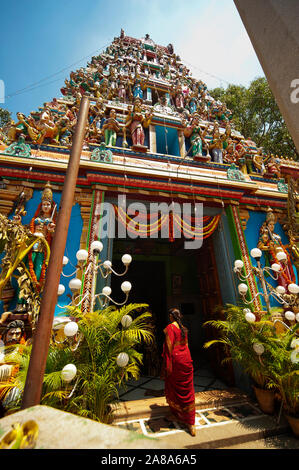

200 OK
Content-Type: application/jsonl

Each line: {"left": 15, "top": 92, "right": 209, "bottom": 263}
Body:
{"left": 256, "top": 260, "right": 271, "bottom": 314}
{"left": 21, "top": 95, "right": 90, "bottom": 409}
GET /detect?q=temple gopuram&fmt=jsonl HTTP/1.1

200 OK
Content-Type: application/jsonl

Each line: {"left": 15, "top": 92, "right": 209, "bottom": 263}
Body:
{"left": 1, "top": 30, "right": 299, "bottom": 386}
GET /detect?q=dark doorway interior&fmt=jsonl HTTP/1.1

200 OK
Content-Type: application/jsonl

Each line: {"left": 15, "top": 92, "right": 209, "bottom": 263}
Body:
{"left": 110, "top": 257, "right": 167, "bottom": 375}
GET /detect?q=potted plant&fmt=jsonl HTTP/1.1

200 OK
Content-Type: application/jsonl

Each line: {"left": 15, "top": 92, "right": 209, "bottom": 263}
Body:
{"left": 1, "top": 303, "right": 154, "bottom": 423}
{"left": 266, "top": 325, "right": 299, "bottom": 437}
{"left": 204, "top": 304, "right": 277, "bottom": 414}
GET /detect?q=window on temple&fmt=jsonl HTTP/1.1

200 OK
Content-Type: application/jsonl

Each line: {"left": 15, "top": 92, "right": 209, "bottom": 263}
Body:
{"left": 155, "top": 125, "right": 180, "bottom": 156}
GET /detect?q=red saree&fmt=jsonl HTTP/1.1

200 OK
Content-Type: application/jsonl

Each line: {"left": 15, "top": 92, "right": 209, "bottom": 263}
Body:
{"left": 162, "top": 323, "right": 195, "bottom": 425}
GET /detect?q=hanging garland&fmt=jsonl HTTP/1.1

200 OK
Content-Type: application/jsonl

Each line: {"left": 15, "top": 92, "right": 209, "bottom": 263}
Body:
{"left": 173, "top": 213, "right": 221, "bottom": 240}
{"left": 114, "top": 205, "right": 220, "bottom": 240}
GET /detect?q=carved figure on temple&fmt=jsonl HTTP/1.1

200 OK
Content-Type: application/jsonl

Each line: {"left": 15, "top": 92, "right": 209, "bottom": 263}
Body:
{"left": 223, "top": 138, "right": 240, "bottom": 165}
{"left": 117, "top": 76, "right": 128, "bottom": 102}
{"left": 186, "top": 93, "right": 199, "bottom": 115}
{"left": 132, "top": 78, "right": 144, "bottom": 100}
{"left": 124, "top": 98, "right": 153, "bottom": 149}
{"left": 33, "top": 111, "right": 59, "bottom": 145}
{"left": 25, "top": 183, "right": 56, "bottom": 295}
{"left": 172, "top": 83, "right": 185, "bottom": 111}
{"left": 252, "top": 148, "right": 266, "bottom": 175}
{"left": 209, "top": 122, "right": 230, "bottom": 164}
{"left": 6, "top": 113, "right": 38, "bottom": 144}
{"left": 265, "top": 155, "right": 281, "bottom": 178}
{"left": 101, "top": 109, "right": 121, "bottom": 147}
{"left": 183, "top": 114, "right": 209, "bottom": 160}
{"left": 0, "top": 319, "right": 25, "bottom": 346}
{"left": 257, "top": 209, "right": 296, "bottom": 288}
{"left": 0, "top": 320, "right": 27, "bottom": 413}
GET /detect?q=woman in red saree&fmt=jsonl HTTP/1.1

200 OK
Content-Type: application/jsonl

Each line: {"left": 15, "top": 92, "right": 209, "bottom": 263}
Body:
{"left": 162, "top": 308, "right": 196, "bottom": 436}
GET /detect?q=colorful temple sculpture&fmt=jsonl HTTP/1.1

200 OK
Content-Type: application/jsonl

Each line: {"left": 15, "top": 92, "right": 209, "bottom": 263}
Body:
{"left": 0, "top": 31, "right": 299, "bottom": 388}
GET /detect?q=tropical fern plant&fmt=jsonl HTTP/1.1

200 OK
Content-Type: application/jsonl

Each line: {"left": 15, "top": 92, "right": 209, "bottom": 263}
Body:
{"left": 265, "top": 323, "right": 299, "bottom": 417}
{"left": 203, "top": 304, "right": 277, "bottom": 389}
{"left": 3, "top": 303, "right": 154, "bottom": 423}
{"left": 204, "top": 304, "right": 299, "bottom": 416}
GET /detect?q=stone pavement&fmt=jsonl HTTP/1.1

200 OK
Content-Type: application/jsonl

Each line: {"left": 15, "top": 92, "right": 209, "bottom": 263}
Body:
{"left": 113, "top": 389, "right": 298, "bottom": 449}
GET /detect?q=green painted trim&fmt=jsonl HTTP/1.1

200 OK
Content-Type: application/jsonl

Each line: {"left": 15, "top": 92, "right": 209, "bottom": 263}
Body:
{"left": 225, "top": 206, "right": 242, "bottom": 260}
{"left": 86, "top": 190, "right": 96, "bottom": 250}
{"left": 97, "top": 191, "right": 105, "bottom": 239}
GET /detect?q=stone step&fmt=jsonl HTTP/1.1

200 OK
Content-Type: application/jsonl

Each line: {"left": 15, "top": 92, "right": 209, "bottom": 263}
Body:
{"left": 113, "top": 388, "right": 250, "bottom": 422}
{"left": 113, "top": 389, "right": 291, "bottom": 449}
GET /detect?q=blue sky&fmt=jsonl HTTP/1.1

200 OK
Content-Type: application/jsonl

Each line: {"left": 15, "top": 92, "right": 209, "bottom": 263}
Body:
{"left": 0, "top": 0, "right": 264, "bottom": 119}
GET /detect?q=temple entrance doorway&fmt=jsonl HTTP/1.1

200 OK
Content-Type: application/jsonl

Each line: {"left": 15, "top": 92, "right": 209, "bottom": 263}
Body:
{"left": 111, "top": 234, "right": 235, "bottom": 386}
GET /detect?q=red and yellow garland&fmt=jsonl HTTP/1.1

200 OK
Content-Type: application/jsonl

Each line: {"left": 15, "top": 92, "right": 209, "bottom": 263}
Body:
{"left": 114, "top": 205, "right": 220, "bottom": 240}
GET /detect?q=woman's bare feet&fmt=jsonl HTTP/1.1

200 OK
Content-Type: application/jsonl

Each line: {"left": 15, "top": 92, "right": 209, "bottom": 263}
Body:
{"left": 188, "top": 424, "right": 196, "bottom": 436}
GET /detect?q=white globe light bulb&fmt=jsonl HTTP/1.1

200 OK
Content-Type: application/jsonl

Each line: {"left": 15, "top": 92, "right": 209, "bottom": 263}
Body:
{"left": 121, "top": 314, "right": 133, "bottom": 328}
{"left": 64, "top": 321, "right": 78, "bottom": 337}
{"left": 234, "top": 259, "right": 244, "bottom": 269}
{"left": 245, "top": 311, "right": 256, "bottom": 323}
{"left": 285, "top": 311, "right": 295, "bottom": 321}
{"left": 122, "top": 254, "right": 132, "bottom": 266}
{"left": 116, "top": 352, "right": 129, "bottom": 367}
{"left": 62, "top": 256, "right": 69, "bottom": 266}
{"left": 276, "top": 251, "right": 287, "bottom": 261}
{"left": 250, "top": 248, "right": 262, "bottom": 259}
{"left": 121, "top": 281, "right": 132, "bottom": 293}
{"left": 288, "top": 283, "right": 299, "bottom": 294}
{"left": 61, "top": 364, "right": 77, "bottom": 382}
{"left": 57, "top": 284, "right": 65, "bottom": 296}
{"left": 68, "top": 278, "right": 82, "bottom": 292}
{"left": 102, "top": 286, "right": 112, "bottom": 296}
{"left": 238, "top": 283, "right": 248, "bottom": 295}
{"left": 253, "top": 343, "right": 265, "bottom": 355}
{"left": 103, "top": 260, "right": 112, "bottom": 270}
{"left": 276, "top": 285, "right": 286, "bottom": 295}
{"left": 76, "top": 249, "right": 88, "bottom": 262}
{"left": 91, "top": 240, "right": 103, "bottom": 253}
{"left": 271, "top": 263, "right": 281, "bottom": 272}
{"left": 290, "top": 350, "right": 299, "bottom": 364}
{"left": 296, "top": 313, "right": 299, "bottom": 323}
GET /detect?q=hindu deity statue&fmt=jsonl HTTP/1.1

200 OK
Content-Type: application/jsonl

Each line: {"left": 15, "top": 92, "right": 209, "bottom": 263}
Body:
{"left": 25, "top": 183, "right": 56, "bottom": 294}
{"left": 183, "top": 114, "right": 209, "bottom": 160}
{"left": 132, "top": 78, "right": 144, "bottom": 100}
{"left": 124, "top": 98, "right": 153, "bottom": 148}
{"left": 172, "top": 83, "right": 185, "bottom": 111}
{"left": 209, "top": 122, "right": 231, "bottom": 164}
{"left": 0, "top": 320, "right": 27, "bottom": 414}
{"left": 265, "top": 155, "right": 281, "bottom": 178}
{"left": 101, "top": 109, "right": 121, "bottom": 147}
{"left": 257, "top": 209, "right": 296, "bottom": 288}
{"left": 6, "top": 113, "right": 39, "bottom": 144}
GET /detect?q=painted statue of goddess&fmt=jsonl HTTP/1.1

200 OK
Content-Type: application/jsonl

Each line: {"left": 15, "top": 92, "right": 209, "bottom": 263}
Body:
{"left": 257, "top": 209, "right": 296, "bottom": 288}
{"left": 27, "top": 182, "right": 56, "bottom": 292}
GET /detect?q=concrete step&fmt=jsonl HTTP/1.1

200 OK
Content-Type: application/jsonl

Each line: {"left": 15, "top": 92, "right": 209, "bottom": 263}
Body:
{"left": 112, "top": 389, "right": 292, "bottom": 449}
{"left": 113, "top": 388, "right": 250, "bottom": 422}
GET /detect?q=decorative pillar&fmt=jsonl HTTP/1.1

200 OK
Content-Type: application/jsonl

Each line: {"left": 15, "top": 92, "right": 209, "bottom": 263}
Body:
{"left": 149, "top": 124, "right": 157, "bottom": 154}
{"left": 226, "top": 205, "right": 262, "bottom": 312}
{"left": 81, "top": 190, "right": 105, "bottom": 313}
{"left": 178, "top": 129, "right": 186, "bottom": 157}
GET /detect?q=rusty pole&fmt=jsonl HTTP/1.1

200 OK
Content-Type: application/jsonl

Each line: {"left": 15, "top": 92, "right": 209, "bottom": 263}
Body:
{"left": 21, "top": 95, "right": 90, "bottom": 409}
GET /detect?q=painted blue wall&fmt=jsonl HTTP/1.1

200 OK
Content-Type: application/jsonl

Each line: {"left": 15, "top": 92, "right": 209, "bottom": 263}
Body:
{"left": 0, "top": 188, "right": 83, "bottom": 317}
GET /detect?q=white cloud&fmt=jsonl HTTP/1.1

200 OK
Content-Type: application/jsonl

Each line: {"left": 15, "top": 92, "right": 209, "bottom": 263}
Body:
{"left": 173, "top": 0, "right": 264, "bottom": 90}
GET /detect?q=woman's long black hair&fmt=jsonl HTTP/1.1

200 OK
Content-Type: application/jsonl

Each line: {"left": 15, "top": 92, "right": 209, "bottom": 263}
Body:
{"left": 169, "top": 307, "right": 187, "bottom": 338}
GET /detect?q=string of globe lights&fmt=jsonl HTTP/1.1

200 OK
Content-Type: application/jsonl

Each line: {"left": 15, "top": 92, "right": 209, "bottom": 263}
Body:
{"left": 51, "top": 240, "right": 134, "bottom": 387}
{"left": 233, "top": 247, "right": 299, "bottom": 325}
{"left": 56, "top": 240, "right": 133, "bottom": 311}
